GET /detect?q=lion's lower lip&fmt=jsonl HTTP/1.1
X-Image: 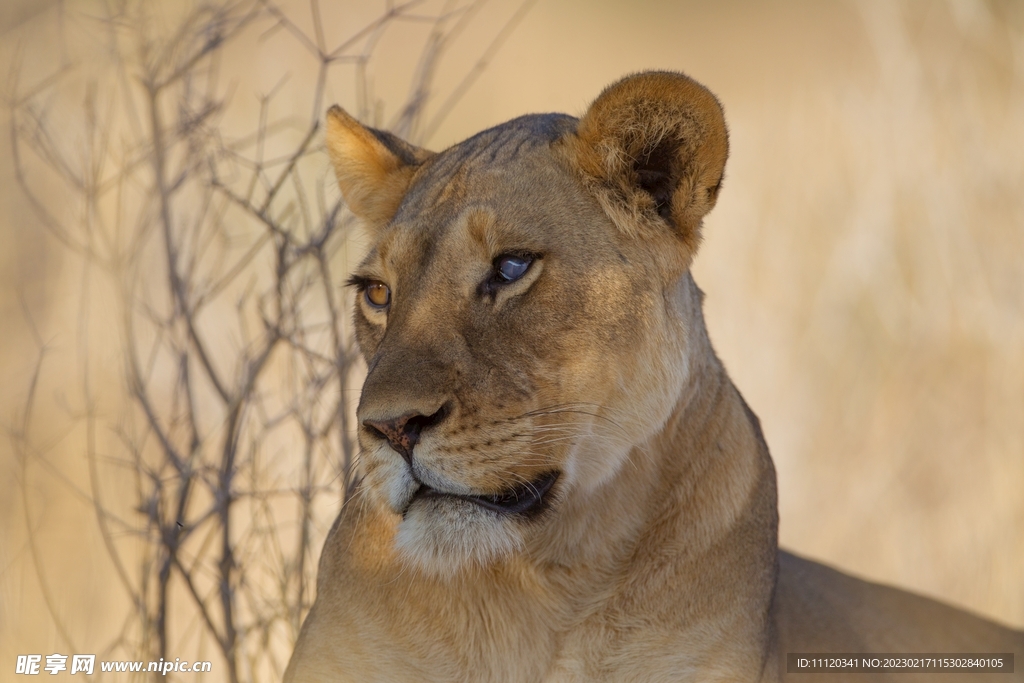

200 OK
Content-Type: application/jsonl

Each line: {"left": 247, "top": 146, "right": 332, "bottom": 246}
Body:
{"left": 414, "top": 471, "right": 559, "bottom": 517}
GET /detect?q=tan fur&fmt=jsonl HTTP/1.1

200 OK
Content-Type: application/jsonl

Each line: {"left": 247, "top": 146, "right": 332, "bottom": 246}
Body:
{"left": 287, "top": 72, "right": 1023, "bottom": 683}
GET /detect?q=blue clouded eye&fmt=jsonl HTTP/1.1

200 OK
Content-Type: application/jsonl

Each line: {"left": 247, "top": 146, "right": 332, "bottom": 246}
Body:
{"left": 496, "top": 254, "right": 532, "bottom": 282}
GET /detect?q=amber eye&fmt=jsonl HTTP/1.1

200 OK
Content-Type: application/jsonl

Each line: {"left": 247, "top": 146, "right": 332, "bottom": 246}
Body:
{"left": 364, "top": 282, "right": 390, "bottom": 309}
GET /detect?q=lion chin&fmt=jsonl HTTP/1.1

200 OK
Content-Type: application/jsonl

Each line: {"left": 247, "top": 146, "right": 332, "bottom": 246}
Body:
{"left": 284, "top": 72, "right": 1024, "bottom": 683}
{"left": 368, "top": 437, "right": 561, "bottom": 576}
{"left": 395, "top": 497, "right": 525, "bottom": 576}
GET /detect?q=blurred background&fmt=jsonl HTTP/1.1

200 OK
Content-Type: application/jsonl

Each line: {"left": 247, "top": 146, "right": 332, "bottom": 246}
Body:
{"left": 1, "top": 0, "right": 1021, "bottom": 680}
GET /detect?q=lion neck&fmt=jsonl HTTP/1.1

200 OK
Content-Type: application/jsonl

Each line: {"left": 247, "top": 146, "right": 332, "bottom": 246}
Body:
{"left": 516, "top": 272, "right": 781, "bottom": 675}
{"left": 533, "top": 273, "right": 778, "bottom": 588}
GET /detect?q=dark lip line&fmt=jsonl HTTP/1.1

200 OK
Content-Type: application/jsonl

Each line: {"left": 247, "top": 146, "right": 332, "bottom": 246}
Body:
{"left": 414, "top": 471, "right": 560, "bottom": 517}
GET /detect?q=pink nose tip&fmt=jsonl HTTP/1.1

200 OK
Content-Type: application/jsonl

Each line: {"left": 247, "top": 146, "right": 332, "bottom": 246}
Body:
{"left": 362, "top": 403, "right": 450, "bottom": 464}
{"left": 363, "top": 413, "right": 422, "bottom": 464}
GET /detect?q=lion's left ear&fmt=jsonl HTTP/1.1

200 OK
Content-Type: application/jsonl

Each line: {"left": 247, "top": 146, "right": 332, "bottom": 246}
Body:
{"left": 559, "top": 71, "right": 728, "bottom": 256}
{"left": 325, "top": 106, "right": 434, "bottom": 228}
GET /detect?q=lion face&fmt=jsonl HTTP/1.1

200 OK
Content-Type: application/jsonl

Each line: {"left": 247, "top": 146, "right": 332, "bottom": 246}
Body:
{"left": 327, "top": 73, "right": 728, "bottom": 575}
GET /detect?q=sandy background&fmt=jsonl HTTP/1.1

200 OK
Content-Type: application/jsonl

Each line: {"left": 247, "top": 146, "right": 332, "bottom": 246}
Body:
{"left": 1, "top": 0, "right": 1022, "bottom": 679}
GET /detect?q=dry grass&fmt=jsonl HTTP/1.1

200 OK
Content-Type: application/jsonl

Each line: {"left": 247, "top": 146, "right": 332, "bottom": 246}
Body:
{"left": 1, "top": 1, "right": 1021, "bottom": 681}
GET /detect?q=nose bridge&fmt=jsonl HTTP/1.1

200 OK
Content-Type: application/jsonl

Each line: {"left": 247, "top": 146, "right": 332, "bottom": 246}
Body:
{"left": 358, "top": 240, "right": 471, "bottom": 421}
{"left": 358, "top": 334, "right": 456, "bottom": 422}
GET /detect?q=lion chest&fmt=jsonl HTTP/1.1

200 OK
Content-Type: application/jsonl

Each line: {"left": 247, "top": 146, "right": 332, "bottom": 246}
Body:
{"left": 537, "top": 596, "right": 779, "bottom": 683}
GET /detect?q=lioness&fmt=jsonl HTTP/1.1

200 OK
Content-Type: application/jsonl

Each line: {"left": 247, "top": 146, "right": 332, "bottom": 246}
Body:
{"left": 285, "top": 72, "right": 1022, "bottom": 682}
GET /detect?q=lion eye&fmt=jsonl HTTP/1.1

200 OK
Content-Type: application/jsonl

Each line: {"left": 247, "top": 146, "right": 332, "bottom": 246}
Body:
{"left": 365, "top": 281, "right": 391, "bottom": 309}
{"left": 496, "top": 254, "right": 532, "bottom": 282}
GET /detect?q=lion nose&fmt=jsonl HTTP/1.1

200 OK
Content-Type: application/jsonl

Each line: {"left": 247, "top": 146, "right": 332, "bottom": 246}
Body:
{"left": 363, "top": 404, "right": 449, "bottom": 464}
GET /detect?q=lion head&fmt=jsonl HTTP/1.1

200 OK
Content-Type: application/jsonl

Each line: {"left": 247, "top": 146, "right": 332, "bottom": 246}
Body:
{"left": 326, "top": 71, "right": 728, "bottom": 575}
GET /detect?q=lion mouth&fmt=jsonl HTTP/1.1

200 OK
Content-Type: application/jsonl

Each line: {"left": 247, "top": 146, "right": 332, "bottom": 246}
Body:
{"left": 411, "top": 471, "right": 559, "bottom": 517}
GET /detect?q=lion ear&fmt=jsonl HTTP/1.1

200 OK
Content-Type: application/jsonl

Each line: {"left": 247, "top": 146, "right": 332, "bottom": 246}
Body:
{"left": 325, "top": 106, "right": 434, "bottom": 227}
{"left": 561, "top": 71, "right": 728, "bottom": 255}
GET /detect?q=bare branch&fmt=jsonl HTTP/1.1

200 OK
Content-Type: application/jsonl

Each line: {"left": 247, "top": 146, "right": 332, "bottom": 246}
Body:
{"left": 8, "top": 1, "right": 528, "bottom": 678}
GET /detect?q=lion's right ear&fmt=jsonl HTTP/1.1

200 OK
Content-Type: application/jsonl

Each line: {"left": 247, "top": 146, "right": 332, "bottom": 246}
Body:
{"left": 325, "top": 106, "right": 434, "bottom": 226}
